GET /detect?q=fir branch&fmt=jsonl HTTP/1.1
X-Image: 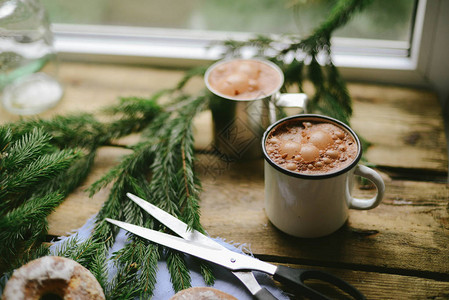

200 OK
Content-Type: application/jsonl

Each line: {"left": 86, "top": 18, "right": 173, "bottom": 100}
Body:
{"left": 111, "top": 238, "right": 160, "bottom": 298}
{"left": 17, "top": 243, "right": 50, "bottom": 268}
{"left": 34, "top": 149, "right": 97, "bottom": 198}
{"left": 121, "top": 176, "right": 147, "bottom": 226}
{"left": 282, "top": 58, "right": 305, "bottom": 92}
{"left": 199, "top": 260, "right": 215, "bottom": 286}
{"left": 0, "top": 1, "right": 374, "bottom": 297}
{"left": 88, "top": 245, "right": 109, "bottom": 292}
{"left": 53, "top": 235, "right": 110, "bottom": 291}
{"left": 0, "top": 243, "right": 50, "bottom": 285}
{"left": 86, "top": 136, "right": 162, "bottom": 295}
{"left": 64, "top": 237, "right": 102, "bottom": 267}
{"left": 0, "top": 127, "right": 89, "bottom": 273}
{"left": 147, "top": 96, "right": 206, "bottom": 217}
{"left": 311, "top": 0, "right": 373, "bottom": 41}
{"left": 108, "top": 260, "right": 141, "bottom": 300}
{"left": 86, "top": 95, "right": 211, "bottom": 296}
{"left": 0, "top": 192, "right": 63, "bottom": 271}
{"left": 139, "top": 242, "right": 160, "bottom": 296}
{"left": 218, "top": 0, "right": 374, "bottom": 126}
{"left": 101, "top": 96, "right": 162, "bottom": 143}
{"left": 107, "top": 238, "right": 159, "bottom": 299}
{"left": 0, "top": 149, "right": 82, "bottom": 209}
{"left": 0, "top": 128, "right": 53, "bottom": 170}
{"left": 282, "top": 0, "right": 373, "bottom": 55}
{"left": 3, "top": 97, "right": 161, "bottom": 150}
{"left": 0, "top": 127, "right": 12, "bottom": 153}
{"left": 93, "top": 184, "right": 126, "bottom": 246}
{"left": 166, "top": 251, "right": 191, "bottom": 293}
{"left": 87, "top": 140, "right": 158, "bottom": 197}
{"left": 0, "top": 96, "right": 162, "bottom": 271}
{"left": 327, "top": 63, "right": 352, "bottom": 117}
{"left": 104, "top": 96, "right": 162, "bottom": 117}
{"left": 3, "top": 114, "right": 104, "bottom": 149}
{"left": 173, "top": 97, "right": 206, "bottom": 230}
{"left": 308, "top": 57, "right": 325, "bottom": 93}
{"left": 52, "top": 234, "right": 83, "bottom": 257}
{"left": 89, "top": 135, "right": 161, "bottom": 245}
{"left": 174, "top": 65, "right": 209, "bottom": 91}
{"left": 145, "top": 96, "right": 213, "bottom": 290}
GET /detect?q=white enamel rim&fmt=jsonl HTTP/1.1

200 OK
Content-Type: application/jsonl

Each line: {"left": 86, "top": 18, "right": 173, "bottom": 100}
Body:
{"left": 262, "top": 114, "right": 362, "bottom": 179}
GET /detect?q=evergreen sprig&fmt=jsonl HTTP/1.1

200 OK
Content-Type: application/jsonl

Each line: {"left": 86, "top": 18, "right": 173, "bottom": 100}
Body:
{"left": 220, "top": 0, "right": 373, "bottom": 125}
{"left": 0, "top": 128, "right": 83, "bottom": 272}
{"left": 0, "top": 0, "right": 373, "bottom": 297}
{"left": 84, "top": 94, "right": 212, "bottom": 297}
{"left": 0, "top": 97, "right": 161, "bottom": 277}
{"left": 0, "top": 192, "right": 63, "bottom": 261}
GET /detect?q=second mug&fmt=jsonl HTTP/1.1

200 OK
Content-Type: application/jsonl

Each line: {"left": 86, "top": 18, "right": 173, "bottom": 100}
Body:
{"left": 205, "top": 58, "right": 308, "bottom": 160}
{"left": 262, "top": 114, "right": 385, "bottom": 238}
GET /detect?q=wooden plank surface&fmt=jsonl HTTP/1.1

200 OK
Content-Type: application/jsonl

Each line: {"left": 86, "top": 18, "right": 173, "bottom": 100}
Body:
{"left": 1, "top": 62, "right": 448, "bottom": 299}
{"left": 276, "top": 264, "right": 449, "bottom": 299}
{"left": 349, "top": 83, "right": 448, "bottom": 174}
{"left": 197, "top": 155, "right": 449, "bottom": 275}
{"left": 1, "top": 62, "right": 447, "bottom": 173}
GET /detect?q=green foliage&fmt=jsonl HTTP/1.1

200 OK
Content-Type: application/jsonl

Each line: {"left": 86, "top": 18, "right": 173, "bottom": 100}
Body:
{"left": 166, "top": 251, "right": 191, "bottom": 292}
{"left": 0, "top": 97, "right": 161, "bottom": 276}
{"left": 0, "top": 128, "right": 82, "bottom": 272}
{"left": 86, "top": 95, "right": 213, "bottom": 297}
{"left": 221, "top": 0, "right": 373, "bottom": 126}
{"left": 0, "top": 192, "right": 63, "bottom": 264}
{"left": 0, "top": 0, "right": 372, "bottom": 297}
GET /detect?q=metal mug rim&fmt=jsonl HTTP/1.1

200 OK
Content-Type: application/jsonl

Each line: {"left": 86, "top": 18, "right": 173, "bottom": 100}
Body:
{"left": 204, "top": 57, "right": 285, "bottom": 101}
{"left": 262, "top": 114, "right": 362, "bottom": 179}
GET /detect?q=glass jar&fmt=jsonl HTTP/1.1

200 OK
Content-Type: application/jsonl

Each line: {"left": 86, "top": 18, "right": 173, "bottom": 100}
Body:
{"left": 0, "top": 0, "right": 63, "bottom": 115}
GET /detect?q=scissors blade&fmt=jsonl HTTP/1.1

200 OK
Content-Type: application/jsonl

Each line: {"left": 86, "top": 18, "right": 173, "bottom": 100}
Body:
{"left": 126, "top": 193, "right": 267, "bottom": 296}
{"left": 105, "top": 218, "right": 277, "bottom": 275}
{"left": 126, "top": 193, "right": 209, "bottom": 245}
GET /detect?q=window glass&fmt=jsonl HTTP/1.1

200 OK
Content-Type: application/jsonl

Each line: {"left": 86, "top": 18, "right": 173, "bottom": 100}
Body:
{"left": 43, "top": 0, "right": 416, "bottom": 42}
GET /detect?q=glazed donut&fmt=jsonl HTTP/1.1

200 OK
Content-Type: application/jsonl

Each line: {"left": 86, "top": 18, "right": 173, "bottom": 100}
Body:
{"left": 170, "top": 287, "right": 237, "bottom": 300}
{"left": 2, "top": 256, "right": 105, "bottom": 300}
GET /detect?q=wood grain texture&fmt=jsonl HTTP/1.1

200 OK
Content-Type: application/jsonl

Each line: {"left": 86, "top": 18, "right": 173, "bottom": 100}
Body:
{"left": 274, "top": 263, "right": 449, "bottom": 299}
{"left": 1, "top": 62, "right": 447, "bottom": 299}
{"left": 1, "top": 62, "right": 446, "bottom": 173}
{"left": 349, "top": 83, "right": 447, "bottom": 173}
{"left": 196, "top": 155, "right": 449, "bottom": 276}
{"left": 0, "top": 62, "right": 203, "bottom": 123}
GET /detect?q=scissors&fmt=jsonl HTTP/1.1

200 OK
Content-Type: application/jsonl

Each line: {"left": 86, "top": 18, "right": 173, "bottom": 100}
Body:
{"left": 106, "top": 193, "right": 365, "bottom": 300}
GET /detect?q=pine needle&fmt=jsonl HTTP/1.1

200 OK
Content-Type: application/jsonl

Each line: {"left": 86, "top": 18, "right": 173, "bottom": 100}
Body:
{"left": 0, "top": 149, "right": 82, "bottom": 205}
{"left": 166, "top": 251, "right": 191, "bottom": 293}
{"left": 0, "top": 128, "right": 53, "bottom": 170}
{"left": 0, "top": 192, "right": 63, "bottom": 270}
{"left": 0, "top": 1, "right": 374, "bottom": 296}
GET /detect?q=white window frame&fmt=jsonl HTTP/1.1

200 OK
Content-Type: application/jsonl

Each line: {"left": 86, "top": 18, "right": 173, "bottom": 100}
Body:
{"left": 53, "top": 0, "right": 443, "bottom": 89}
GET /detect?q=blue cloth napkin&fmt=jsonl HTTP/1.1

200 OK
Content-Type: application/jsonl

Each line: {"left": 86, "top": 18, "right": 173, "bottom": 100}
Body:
{"left": 50, "top": 215, "right": 289, "bottom": 300}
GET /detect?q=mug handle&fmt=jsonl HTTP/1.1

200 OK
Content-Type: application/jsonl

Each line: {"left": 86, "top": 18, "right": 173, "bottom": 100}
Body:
{"left": 270, "top": 93, "right": 308, "bottom": 124}
{"left": 276, "top": 93, "right": 308, "bottom": 112}
{"left": 349, "top": 165, "right": 385, "bottom": 210}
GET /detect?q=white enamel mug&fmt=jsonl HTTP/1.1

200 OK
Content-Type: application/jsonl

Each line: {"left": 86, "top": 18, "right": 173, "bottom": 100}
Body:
{"left": 262, "top": 114, "right": 385, "bottom": 238}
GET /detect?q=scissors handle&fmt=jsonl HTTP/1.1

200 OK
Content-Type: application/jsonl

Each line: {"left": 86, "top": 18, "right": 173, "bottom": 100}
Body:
{"left": 273, "top": 265, "right": 366, "bottom": 300}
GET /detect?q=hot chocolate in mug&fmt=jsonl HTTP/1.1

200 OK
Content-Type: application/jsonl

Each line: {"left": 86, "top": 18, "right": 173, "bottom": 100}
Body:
{"left": 262, "top": 114, "right": 385, "bottom": 238}
{"left": 205, "top": 58, "right": 308, "bottom": 160}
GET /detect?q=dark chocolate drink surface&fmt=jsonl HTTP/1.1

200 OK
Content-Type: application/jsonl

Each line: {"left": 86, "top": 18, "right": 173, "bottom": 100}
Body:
{"left": 207, "top": 59, "right": 281, "bottom": 100}
{"left": 265, "top": 120, "right": 358, "bottom": 175}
